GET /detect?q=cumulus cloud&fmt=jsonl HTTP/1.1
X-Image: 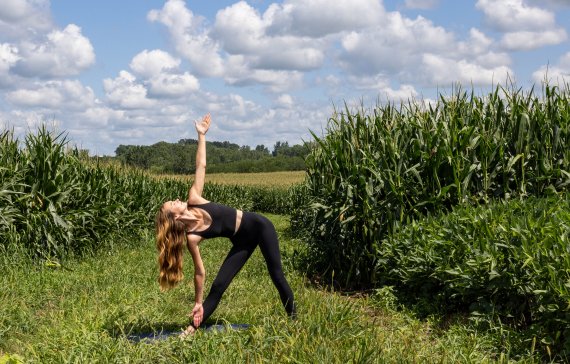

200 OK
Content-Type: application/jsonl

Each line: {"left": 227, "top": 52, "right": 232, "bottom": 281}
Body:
{"left": 225, "top": 55, "right": 304, "bottom": 93}
{"left": 77, "top": 106, "right": 124, "bottom": 128}
{"left": 147, "top": 0, "right": 381, "bottom": 92}
{"left": 129, "top": 49, "right": 180, "bottom": 78}
{"left": 147, "top": 72, "right": 200, "bottom": 97}
{"left": 476, "top": 0, "right": 567, "bottom": 51}
{"left": 476, "top": 0, "right": 556, "bottom": 32}
{"left": 0, "top": 43, "right": 20, "bottom": 86}
{"left": 103, "top": 71, "right": 156, "bottom": 109}
{"left": 421, "top": 53, "right": 512, "bottom": 85}
{"left": 213, "top": 1, "right": 267, "bottom": 54}
{"left": 0, "top": 0, "right": 52, "bottom": 40}
{"left": 266, "top": 0, "right": 384, "bottom": 38}
{"left": 6, "top": 79, "right": 96, "bottom": 110}
{"left": 275, "top": 94, "right": 294, "bottom": 108}
{"left": 12, "top": 24, "right": 95, "bottom": 78}
{"left": 348, "top": 74, "right": 419, "bottom": 101}
{"left": 126, "top": 49, "right": 201, "bottom": 98}
{"left": 501, "top": 29, "right": 567, "bottom": 51}
{"left": 339, "top": 12, "right": 455, "bottom": 76}
{"left": 213, "top": 1, "right": 326, "bottom": 72}
{"left": 148, "top": 0, "right": 225, "bottom": 77}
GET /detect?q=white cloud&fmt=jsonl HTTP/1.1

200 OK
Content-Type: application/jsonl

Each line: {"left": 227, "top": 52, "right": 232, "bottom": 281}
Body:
{"left": 213, "top": 1, "right": 267, "bottom": 54}
{"left": 78, "top": 106, "right": 124, "bottom": 128}
{"left": 347, "top": 74, "right": 419, "bottom": 100}
{"left": 457, "top": 28, "right": 493, "bottom": 55}
{"left": 201, "top": 94, "right": 327, "bottom": 147}
{"left": 225, "top": 55, "right": 304, "bottom": 93}
{"left": 405, "top": 0, "right": 440, "bottom": 9}
{"left": 126, "top": 49, "right": 200, "bottom": 98}
{"left": 476, "top": 0, "right": 556, "bottom": 32}
{"left": 213, "top": 1, "right": 326, "bottom": 72}
{"left": 13, "top": 24, "right": 95, "bottom": 78}
{"left": 129, "top": 49, "right": 181, "bottom": 78}
{"left": 0, "top": 0, "right": 52, "bottom": 40}
{"left": 422, "top": 53, "right": 512, "bottom": 85}
{"left": 501, "top": 29, "right": 568, "bottom": 51}
{"left": 6, "top": 80, "right": 96, "bottom": 110}
{"left": 0, "top": 109, "right": 61, "bottom": 136}
{"left": 533, "top": 52, "right": 570, "bottom": 83}
{"left": 0, "top": 43, "right": 20, "bottom": 70}
{"left": 275, "top": 94, "right": 294, "bottom": 108}
{"left": 476, "top": 0, "right": 567, "bottom": 51}
{"left": 339, "top": 12, "right": 455, "bottom": 76}
{"left": 103, "top": 71, "right": 156, "bottom": 109}
{"left": 0, "top": 0, "right": 38, "bottom": 21}
{"left": 266, "top": 0, "right": 384, "bottom": 38}
{"left": 147, "top": 72, "right": 200, "bottom": 97}
{"left": 148, "top": 0, "right": 225, "bottom": 77}
{"left": 0, "top": 43, "right": 20, "bottom": 86}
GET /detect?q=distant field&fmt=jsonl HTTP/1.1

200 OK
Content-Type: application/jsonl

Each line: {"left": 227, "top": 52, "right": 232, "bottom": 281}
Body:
{"left": 158, "top": 170, "right": 306, "bottom": 188}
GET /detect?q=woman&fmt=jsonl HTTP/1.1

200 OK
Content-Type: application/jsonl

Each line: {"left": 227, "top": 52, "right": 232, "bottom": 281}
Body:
{"left": 155, "top": 113, "right": 296, "bottom": 336}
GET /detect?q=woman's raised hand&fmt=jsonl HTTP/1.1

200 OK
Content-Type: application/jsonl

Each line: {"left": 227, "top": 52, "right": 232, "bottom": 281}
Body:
{"left": 195, "top": 113, "right": 211, "bottom": 135}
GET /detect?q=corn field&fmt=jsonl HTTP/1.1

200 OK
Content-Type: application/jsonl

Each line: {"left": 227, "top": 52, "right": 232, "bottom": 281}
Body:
{"left": 0, "top": 127, "right": 295, "bottom": 262}
{"left": 294, "top": 83, "right": 570, "bottom": 287}
{"left": 290, "top": 83, "right": 570, "bottom": 358}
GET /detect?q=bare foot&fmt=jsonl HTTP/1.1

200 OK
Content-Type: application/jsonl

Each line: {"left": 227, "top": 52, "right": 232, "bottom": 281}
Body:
{"left": 180, "top": 325, "right": 196, "bottom": 338}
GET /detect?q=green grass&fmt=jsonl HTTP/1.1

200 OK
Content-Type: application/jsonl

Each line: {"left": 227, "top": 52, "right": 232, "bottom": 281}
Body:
{"left": 0, "top": 215, "right": 535, "bottom": 363}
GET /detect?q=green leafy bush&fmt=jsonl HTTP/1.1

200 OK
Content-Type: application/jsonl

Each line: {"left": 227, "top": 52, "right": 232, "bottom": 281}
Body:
{"left": 379, "top": 196, "right": 570, "bottom": 358}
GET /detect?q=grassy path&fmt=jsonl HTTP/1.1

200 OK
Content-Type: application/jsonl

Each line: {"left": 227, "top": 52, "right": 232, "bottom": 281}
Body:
{"left": 1, "top": 215, "right": 530, "bottom": 363}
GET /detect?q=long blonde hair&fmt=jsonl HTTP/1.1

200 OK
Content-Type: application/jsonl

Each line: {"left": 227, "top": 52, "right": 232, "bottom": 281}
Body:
{"left": 155, "top": 207, "right": 186, "bottom": 291}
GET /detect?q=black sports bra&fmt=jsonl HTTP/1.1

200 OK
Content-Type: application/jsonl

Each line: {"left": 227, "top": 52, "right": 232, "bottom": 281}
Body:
{"left": 186, "top": 202, "right": 237, "bottom": 239}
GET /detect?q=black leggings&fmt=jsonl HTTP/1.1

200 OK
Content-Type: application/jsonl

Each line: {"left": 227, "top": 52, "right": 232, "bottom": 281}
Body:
{"left": 198, "top": 212, "right": 296, "bottom": 326}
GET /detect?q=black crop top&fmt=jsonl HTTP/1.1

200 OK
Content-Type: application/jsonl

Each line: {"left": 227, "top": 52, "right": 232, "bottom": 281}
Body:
{"left": 186, "top": 201, "right": 237, "bottom": 239}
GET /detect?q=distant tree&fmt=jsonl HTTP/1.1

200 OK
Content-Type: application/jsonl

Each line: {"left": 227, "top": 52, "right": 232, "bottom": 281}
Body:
{"left": 115, "top": 138, "right": 307, "bottom": 174}
{"left": 211, "top": 140, "right": 240, "bottom": 149}
{"left": 255, "top": 144, "right": 270, "bottom": 154}
{"left": 272, "top": 141, "right": 289, "bottom": 156}
{"left": 272, "top": 141, "right": 309, "bottom": 158}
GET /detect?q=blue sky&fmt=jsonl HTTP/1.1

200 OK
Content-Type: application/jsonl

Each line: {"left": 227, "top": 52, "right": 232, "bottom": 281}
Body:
{"left": 1, "top": 0, "right": 569, "bottom": 155}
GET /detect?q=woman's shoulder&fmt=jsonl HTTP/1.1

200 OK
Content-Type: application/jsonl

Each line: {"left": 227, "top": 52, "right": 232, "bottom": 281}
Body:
{"left": 187, "top": 192, "right": 209, "bottom": 206}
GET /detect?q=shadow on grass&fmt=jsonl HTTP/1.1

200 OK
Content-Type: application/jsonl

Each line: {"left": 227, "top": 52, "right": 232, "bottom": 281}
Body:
{"left": 103, "top": 317, "right": 250, "bottom": 343}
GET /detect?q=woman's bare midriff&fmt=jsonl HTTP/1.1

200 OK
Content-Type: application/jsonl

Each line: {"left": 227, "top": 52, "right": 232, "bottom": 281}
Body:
{"left": 234, "top": 210, "right": 243, "bottom": 235}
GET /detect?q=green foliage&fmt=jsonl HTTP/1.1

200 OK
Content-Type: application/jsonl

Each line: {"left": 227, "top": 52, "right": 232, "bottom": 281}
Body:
{"left": 293, "top": 83, "right": 570, "bottom": 288}
{"left": 379, "top": 196, "right": 570, "bottom": 359}
{"left": 114, "top": 138, "right": 310, "bottom": 174}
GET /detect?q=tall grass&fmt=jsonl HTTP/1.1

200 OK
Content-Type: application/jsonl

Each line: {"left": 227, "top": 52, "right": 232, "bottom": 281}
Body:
{"left": 293, "top": 83, "right": 570, "bottom": 289}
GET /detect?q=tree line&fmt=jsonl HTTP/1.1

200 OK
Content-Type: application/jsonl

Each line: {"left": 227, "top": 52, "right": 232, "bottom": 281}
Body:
{"left": 113, "top": 139, "right": 310, "bottom": 174}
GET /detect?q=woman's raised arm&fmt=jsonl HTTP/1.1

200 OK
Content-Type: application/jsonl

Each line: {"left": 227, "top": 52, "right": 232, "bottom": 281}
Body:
{"left": 188, "top": 113, "right": 211, "bottom": 201}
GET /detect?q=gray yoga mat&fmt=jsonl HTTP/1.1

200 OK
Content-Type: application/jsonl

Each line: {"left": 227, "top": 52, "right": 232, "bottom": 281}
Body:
{"left": 127, "top": 324, "right": 250, "bottom": 342}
